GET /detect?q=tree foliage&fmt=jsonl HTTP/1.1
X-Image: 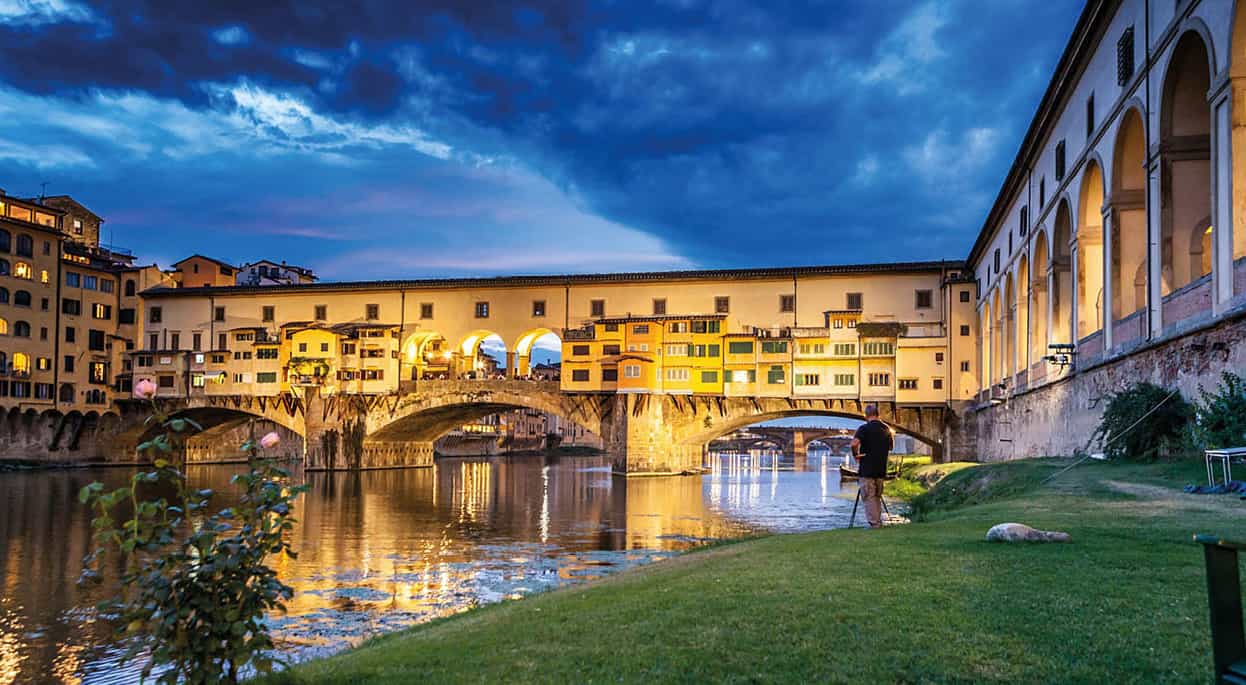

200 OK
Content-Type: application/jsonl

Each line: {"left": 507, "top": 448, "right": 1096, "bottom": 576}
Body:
{"left": 79, "top": 401, "right": 307, "bottom": 683}
{"left": 1093, "top": 382, "right": 1191, "bottom": 461}
{"left": 1190, "top": 372, "right": 1246, "bottom": 451}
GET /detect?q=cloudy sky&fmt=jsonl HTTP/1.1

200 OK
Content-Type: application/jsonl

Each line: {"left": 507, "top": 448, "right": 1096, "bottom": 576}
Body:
{"left": 0, "top": 0, "right": 1079, "bottom": 281}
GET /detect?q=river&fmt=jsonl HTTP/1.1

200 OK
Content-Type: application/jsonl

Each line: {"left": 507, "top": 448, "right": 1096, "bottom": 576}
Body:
{"left": 0, "top": 450, "right": 863, "bottom": 684}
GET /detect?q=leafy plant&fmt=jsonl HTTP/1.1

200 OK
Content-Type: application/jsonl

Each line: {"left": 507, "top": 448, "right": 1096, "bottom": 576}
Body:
{"left": 79, "top": 385, "right": 307, "bottom": 683}
{"left": 1092, "top": 382, "right": 1191, "bottom": 461}
{"left": 1190, "top": 372, "right": 1246, "bottom": 450}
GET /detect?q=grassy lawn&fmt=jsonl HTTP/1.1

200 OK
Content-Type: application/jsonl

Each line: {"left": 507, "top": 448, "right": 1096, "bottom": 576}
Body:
{"left": 269, "top": 458, "right": 1245, "bottom": 684}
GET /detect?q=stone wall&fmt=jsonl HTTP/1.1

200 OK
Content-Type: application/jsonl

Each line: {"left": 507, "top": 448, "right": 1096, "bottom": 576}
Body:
{"left": 969, "top": 305, "right": 1246, "bottom": 460}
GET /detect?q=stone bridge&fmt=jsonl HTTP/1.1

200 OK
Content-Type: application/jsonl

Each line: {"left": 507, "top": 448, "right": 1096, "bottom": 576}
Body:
{"left": 711, "top": 426, "right": 855, "bottom": 457}
{"left": 2, "top": 380, "right": 955, "bottom": 474}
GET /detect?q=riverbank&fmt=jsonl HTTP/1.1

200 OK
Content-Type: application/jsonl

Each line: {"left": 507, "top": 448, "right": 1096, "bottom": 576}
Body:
{"left": 268, "top": 457, "right": 1245, "bottom": 683}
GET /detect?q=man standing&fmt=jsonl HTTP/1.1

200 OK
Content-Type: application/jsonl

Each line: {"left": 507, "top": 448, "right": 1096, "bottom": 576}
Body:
{"left": 851, "top": 404, "right": 893, "bottom": 529}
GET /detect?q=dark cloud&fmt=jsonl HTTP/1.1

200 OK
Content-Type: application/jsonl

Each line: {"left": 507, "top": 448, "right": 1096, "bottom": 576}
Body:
{"left": 0, "top": 0, "right": 1081, "bottom": 272}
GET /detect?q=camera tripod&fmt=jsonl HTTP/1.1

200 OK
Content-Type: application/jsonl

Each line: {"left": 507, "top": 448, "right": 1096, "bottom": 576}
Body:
{"left": 847, "top": 484, "right": 891, "bottom": 528}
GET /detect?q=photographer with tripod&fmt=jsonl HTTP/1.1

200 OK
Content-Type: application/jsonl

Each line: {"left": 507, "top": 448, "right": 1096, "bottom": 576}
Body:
{"left": 850, "top": 404, "right": 893, "bottom": 529}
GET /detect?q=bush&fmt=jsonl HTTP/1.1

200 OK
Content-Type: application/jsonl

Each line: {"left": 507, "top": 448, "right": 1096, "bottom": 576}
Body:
{"left": 1190, "top": 372, "right": 1246, "bottom": 450}
{"left": 79, "top": 397, "right": 307, "bottom": 683}
{"left": 1092, "top": 382, "right": 1191, "bottom": 461}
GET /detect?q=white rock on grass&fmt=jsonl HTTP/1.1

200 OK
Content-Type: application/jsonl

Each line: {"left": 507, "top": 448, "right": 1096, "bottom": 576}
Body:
{"left": 986, "top": 522, "right": 1071, "bottom": 543}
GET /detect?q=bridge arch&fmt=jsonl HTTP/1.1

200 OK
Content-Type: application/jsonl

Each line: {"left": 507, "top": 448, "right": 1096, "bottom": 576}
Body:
{"left": 512, "top": 327, "right": 561, "bottom": 377}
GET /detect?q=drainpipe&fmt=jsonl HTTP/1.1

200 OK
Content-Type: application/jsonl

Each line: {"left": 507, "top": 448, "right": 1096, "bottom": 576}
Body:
{"left": 1143, "top": 0, "right": 1154, "bottom": 340}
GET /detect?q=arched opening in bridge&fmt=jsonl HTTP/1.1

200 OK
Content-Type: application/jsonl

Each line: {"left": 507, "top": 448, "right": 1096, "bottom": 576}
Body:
{"left": 1077, "top": 160, "right": 1105, "bottom": 341}
{"left": 512, "top": 328, "right": 562, "bottom": 379}
{"left": 1111, "top": 106, "right": 1148, "bottom": 338}
{"left": 403, "top": 331, "right": 452, "bottom": 381}
{"left": 703, "top": 411, "right": 937, "bottom": 473}
{"left": 131, "top": 406, "right": 305, "bottom": 463}
{"left": 458, "top": 330, "right": 507, "bottom": 379}
{"left": 1159, "top": 31, "right": 1213, "bottom": 311}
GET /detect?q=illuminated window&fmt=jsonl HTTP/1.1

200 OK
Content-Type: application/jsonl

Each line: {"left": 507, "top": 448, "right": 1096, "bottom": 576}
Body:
{"left": 0, "top": 318, "right": 6, "bottom": 335}
{"left": 13, "top": 262, "right": 32, "bottom": 279}
{"left": 36, "top": 357, "right": 51, "bottom": 371}
{"left": 40, "top": 270, "right": 48, "bottom": 284}
{"left": 12, "top": 352, "right": 30, "bottom": 374}
{"left": 191, "top": 373, "right": 206, "bottom": 388}
{"left": 90, "top": 362, "right": 107, "bottom": 383}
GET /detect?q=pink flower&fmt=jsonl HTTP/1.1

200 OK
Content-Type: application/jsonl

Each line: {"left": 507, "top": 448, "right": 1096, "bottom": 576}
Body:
{"left": 134, "top": 379, "right": 157, "bottom": 399}
{"left": 259, "top": 431, "right": 281, "bottom": 449}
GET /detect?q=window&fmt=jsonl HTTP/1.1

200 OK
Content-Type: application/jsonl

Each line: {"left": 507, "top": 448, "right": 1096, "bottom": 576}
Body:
{"left": 832, "top": 318, "right": 843, "bottom": 329}
{"left": 210, "top": 354, "right": 225, "bottom": 364}
{"left": 572, "top": 345, "right": 590, "bottom": 356}
{"left": 62, "top": 302, "right": 80, "bottom": 321}
{"left": 11, "top": 352, "right": 29, "bottom": 373}
{"left": 862, "top": 342, "right": 894, "bottom": 355}
{"left": 868, "top": 372, "right": 891, "bottom": 387}
{"left": 795, "top": 373, "right": 819, "bottom": 386}
{"left": 89, "top": 362, "right": 107, "bottom": 384}
{"left": 714, "top": 296, "right": 729, "bottom": 314}
{"left": 341, "top": 342, "right": 356, "bottom": 355}
{"left": 92, "top": 303, "right": 111, "bottom": 320}
{"left": 1039, "top": 177, "right": 1046, "bottom": 208}
{"left": 59, "top": 383, "right": 74, "bottom": 402}
{"left": 257, "top": 347, "right": 278, "bottom": 359}
{"left": 1054, "top": 140, "right": 1066, "bottom": 182}
{"left": 935, "top": 352, "right": 945, "bottom": 363}
{"left": 846, "top": 292, "right": 863, "bottom": 310}
{"left": 602, "top": 369, "right": 619, "bottom": 382}
{"left": 15, "top": 235, "right": 32, "bottom": 257}
{"left": 213, "top": 306, "right": 225, "bottom": 322}
{"left": 798, "top": 343, "right": 825, "bottom": 355}
{"left": 604, "top": 323, "right": 619, "bottom": 332}
{"left": 700, "top": 370, "right": 719, "bottom": 383}
{"left": 665, "top": 344, "right": 687, "bottom": 357}
{"left": 728, "top": 341, "right": 754, "bottom": 354}
{"left": 320, "top": 342, "right": 330, "bottom": 353}
{"left": 691, "top": 320, "right": 720, "bottom": 334}
{"left": 149, "top": 306, "right": 162, "bottom": 323}
{"left": 960, "top": 324, "right": 971, "bottom": 336}
{"left": 35, "top": 356, "right": 50, "bottom": 371}
{"left": 730, "top": 369, "right": 756, "bottom": 383}
{"left": 192, "top": 333, "right": 202, "bottom": 351}
{"left": 419, "top": 303, "right": 433, "bottom": 319}
{"left": 82, "top": 275, "right": 96, "bottom": 291}
{"left": 1020, "top": 206, "right": 1029, "bottom": 238}
{"left": 218, "top": 333, "right": 227, "bottom": 350}
{"left": 644, "top": 297, "right": 664, "bottom": 316}
{"left": 125, "top": 280, "right": 136, "bottom": 296}
{"left": 63, "top": 355, "right": 74, "bottom": 372}
{"left": 88, "top": 329, "right": 105, "bottom": 351}
{"left": 366, "top": 304, "right": 379, "bottom": 320}
{"left": 13, "top": 290, "right": 30, "bottom": 307}
{"left": 191, "top": 373, "right": 205, "bottom": 388}
{"left": 834, "top": 373, "right": 855, "bottom": 386}
{"left": 233, "top": 351, "right": 252, "bottom": 360}
{"left": 1117, "top": 26, "right": 1135, "bottom": 86}
{"left": 590, "top": 299, "right": 605, "bottom": 317}
{"left": 779, "top": 294, "right": 795, "bottom": 313}
{"left": 262, "top": 305, "right": 274, "bottom": 322}
{"left": 994, "top": 249, "right": 1001, "bottom": 274}
{"left": 766, "top": 366, "right": 785, "bottom": 384}
{"left": 0, "top": 229, "right": 7, "bottom": 252}
{"left": 531, "top": 300, "right": 546, "bottom": 317}
{"left": 39, "top": 297, "right": 47, "bottom": 311}
{"left": 170, "top": 332, "right": 180, "bottom": 350}
{"left": 298, "top": 342, "right": 308, "bottom": 353}
{"left": 761, "top": 341, "right": 788, "bottom": 354}
{"left": 669, "top": 321, "right": 688, "bottom": 333}
{"left": 624, "top": 364, "right": 641, "bottom": 378}
{"left": 665, "top": 368, "right": 689, "bottom": 381}
{"left": 146, "top": 332, "right": 156, "bottom": 349}
{"left": 833, "top": 343, "right": 856, "bottom": 356}
{"left": 915, "top": 290, "right": 933, "bottom": 309}
{"left": 571, "top": 369, "right": 590, "bottom": 382}
{"left": 39, "top": 326, "right": 46, "bottom": 340}
{"left": 158, "top": 376, "right": 175, "bottom": 388}
{"left": 1085, "top": 93, "right": 1095, "bottom": 139}
{"left": 933, "top": 378, "right": 944, "bottom": 390}
{"left": 960, "top": 290, "right": 971, "bottom": 303}
{"left": 899, "top": 378, "right": 918, "bottom": 390}
{"left": 13, "top": 262, "right": 31, "bottom": 279}
{"left": 474, "top": 302, "right": 489, "bottom": 319}
{"left": 256, "top": 372, "right": 278, "bottom": 384}
{"left": 73, "top": 218, "right": 83, "bottom": 234}
{"left": 960, "top": 361, "right": 971, "bottom": 372}
{"left": 603, "top": 344, "right": 621, "bottom": 355}
{"left": 1008, "top": 231, "right": 1013, "bottom": 255}
{"left": 630, "top": 324, "right": 648, "bottom": 335}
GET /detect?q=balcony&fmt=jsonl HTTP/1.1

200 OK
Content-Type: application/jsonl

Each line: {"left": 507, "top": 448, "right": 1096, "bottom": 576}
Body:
{"left": 902, "top": 323, "right": 945, "bottom": 338}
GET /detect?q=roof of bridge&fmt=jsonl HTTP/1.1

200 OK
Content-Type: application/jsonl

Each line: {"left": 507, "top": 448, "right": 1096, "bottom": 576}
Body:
{"left": 140, "top": 260, "right": 964, "bottom": 298}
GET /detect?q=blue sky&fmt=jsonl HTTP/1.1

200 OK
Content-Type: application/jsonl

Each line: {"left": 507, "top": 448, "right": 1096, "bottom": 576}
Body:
{"left": 0, "top": 0, "right": 1079, "bottom": 281}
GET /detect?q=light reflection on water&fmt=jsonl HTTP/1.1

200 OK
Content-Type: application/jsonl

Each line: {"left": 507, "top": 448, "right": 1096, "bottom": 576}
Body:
{"left": 0, "top": 450, "right": 857, "bottom": 684}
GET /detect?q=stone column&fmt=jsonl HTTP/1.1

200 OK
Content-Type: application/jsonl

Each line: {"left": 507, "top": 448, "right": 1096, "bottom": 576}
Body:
{"left": 602, "top": 394, "right": 702, "bottom": 475}
{"left": 1147, "top": 156, "right": 1165, "bottom": 338}
{"left": 791, "top": 431, "right": 808, "bottom": 470}
{"left": 1212, "top": 90, "right": 1233, "bottom": 310}
{"left": 1069, "top": 242, "right": 1080, "bottom": 358}
{"left": 506, "top": 351, "right": 516, "bottom": 378}
{"left": 1101, "top": 206, "right": 1114, "bottom": 351}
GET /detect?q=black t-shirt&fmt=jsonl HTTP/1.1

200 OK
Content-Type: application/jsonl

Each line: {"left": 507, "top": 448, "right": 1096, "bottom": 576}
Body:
{"left": 854, "top": 420, "right": 893, "bottom": 478}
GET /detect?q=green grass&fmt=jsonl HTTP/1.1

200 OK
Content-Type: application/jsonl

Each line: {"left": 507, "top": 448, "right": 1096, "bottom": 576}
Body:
{"left": 268, "top": 458, "right": 1245, "bottom": 684}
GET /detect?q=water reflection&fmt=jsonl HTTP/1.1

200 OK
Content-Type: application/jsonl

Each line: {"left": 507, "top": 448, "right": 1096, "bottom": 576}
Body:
{"left": 0, "top": 451, "right": 859, "bottom": 684}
